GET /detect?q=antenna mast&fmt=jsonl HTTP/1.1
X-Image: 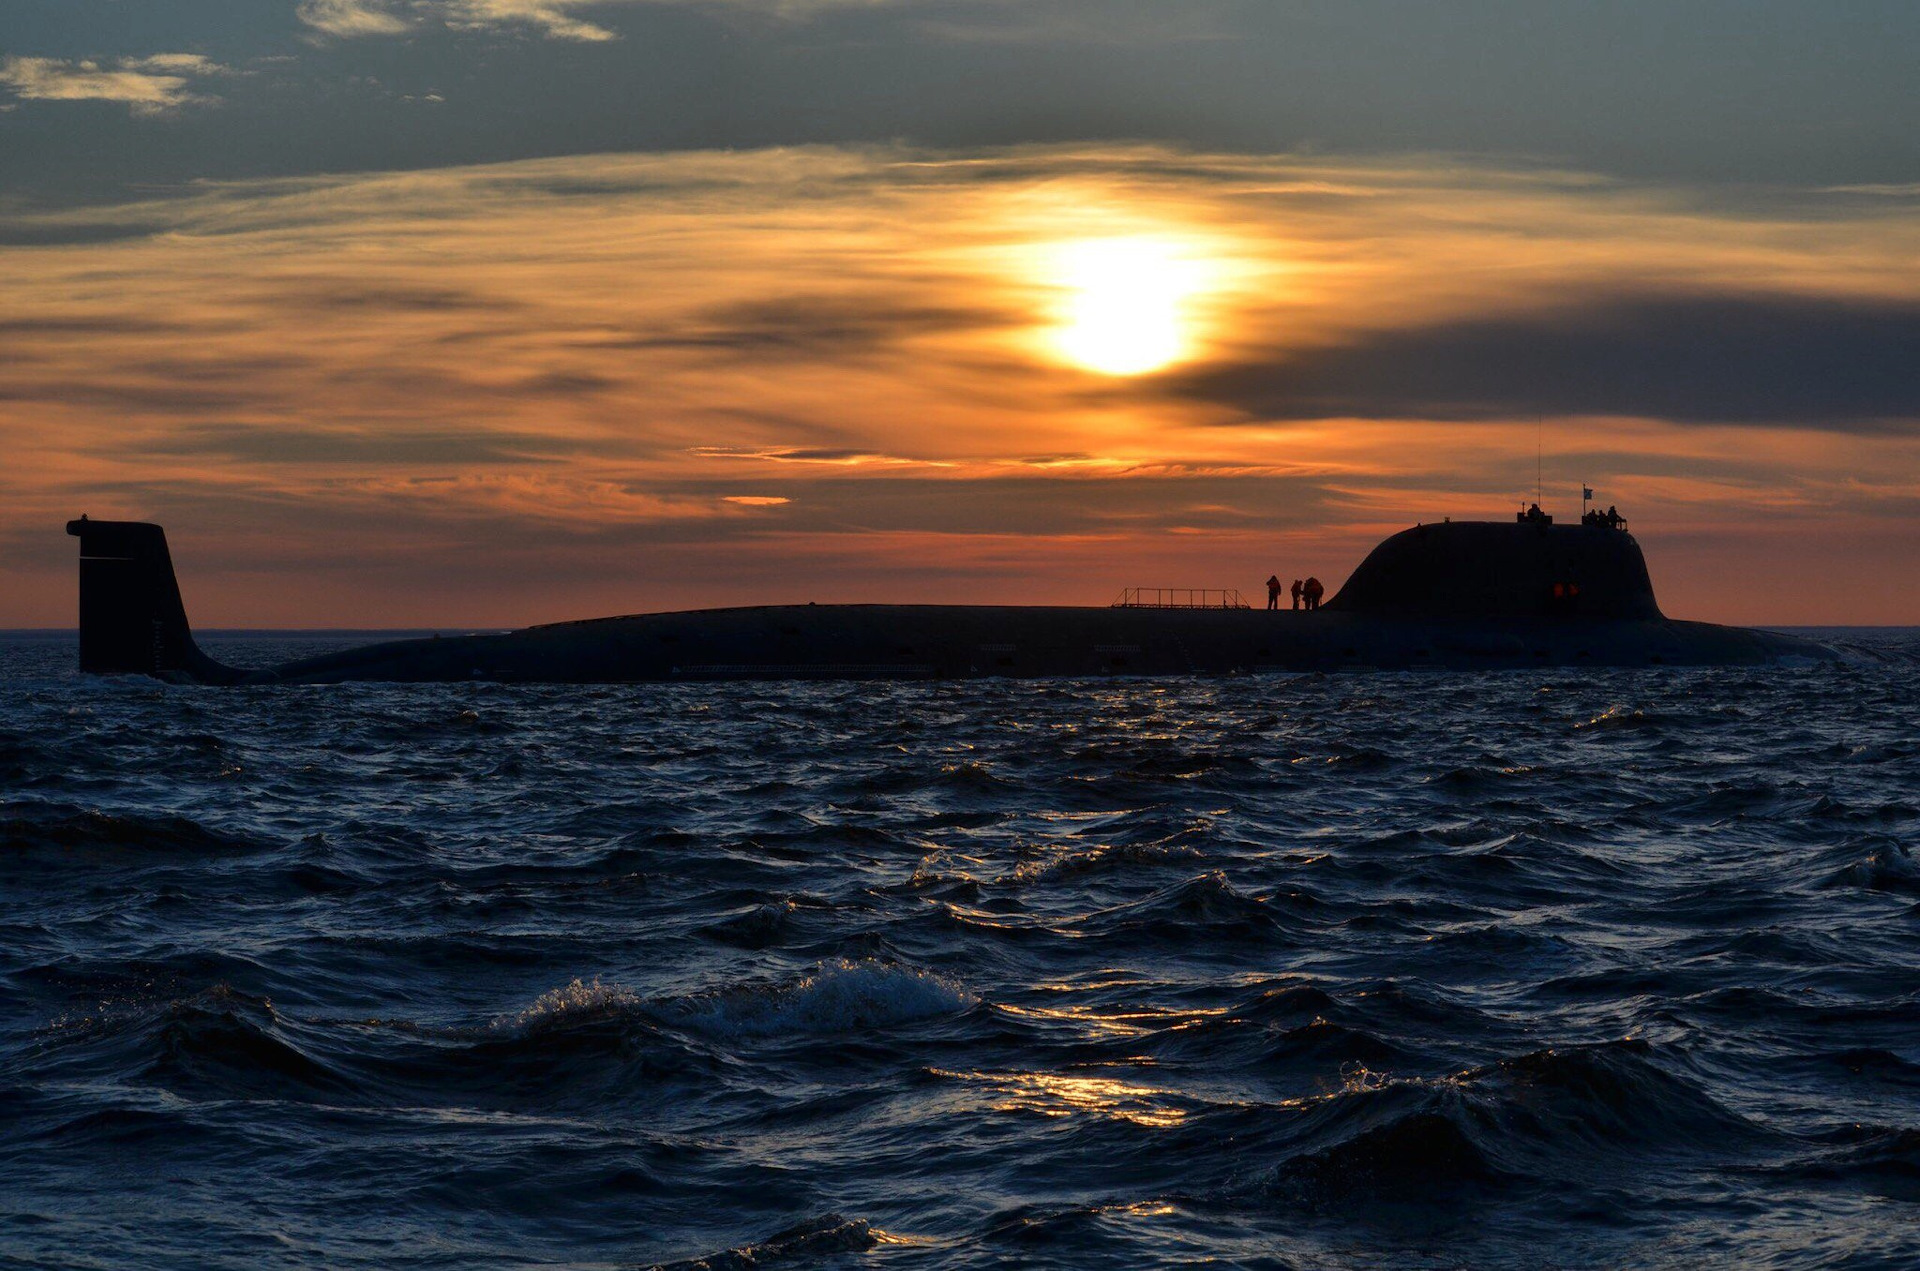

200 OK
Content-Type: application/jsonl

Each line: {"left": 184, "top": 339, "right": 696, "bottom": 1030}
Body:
{"left": 1536, "top": 414, "right": 1543, "bottom": 507}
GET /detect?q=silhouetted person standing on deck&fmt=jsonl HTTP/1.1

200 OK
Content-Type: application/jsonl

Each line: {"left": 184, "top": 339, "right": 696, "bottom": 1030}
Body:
{"left": 1290, "top": 579, "right": 1304, "bottom": 610}
{"left": 1303, "top": 577, "right": 1324, "bottom": 610}
{"left": 1266, "top": 575, "right": 1282, "bottom": 610}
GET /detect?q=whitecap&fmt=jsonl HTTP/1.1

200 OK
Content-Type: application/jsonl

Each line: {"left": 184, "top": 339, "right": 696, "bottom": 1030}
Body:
{"left": 497, "top": 977, "right": 639, "bottom": 1034}
{"left": 669, "top": 959, "right": 977, "bottom": 1040}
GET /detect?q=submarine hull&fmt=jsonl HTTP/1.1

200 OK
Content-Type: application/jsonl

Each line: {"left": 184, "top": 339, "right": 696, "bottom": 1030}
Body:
{"left": 64, "top": 515, "right": 1842, "bottom": 685}
{"left": 238, "top": 606, "right": 1835, "bottom": 684}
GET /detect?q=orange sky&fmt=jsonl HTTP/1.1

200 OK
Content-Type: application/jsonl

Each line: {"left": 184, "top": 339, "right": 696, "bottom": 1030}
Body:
{"left": 3, "top": 145, "right": 1917, "bottom": 626}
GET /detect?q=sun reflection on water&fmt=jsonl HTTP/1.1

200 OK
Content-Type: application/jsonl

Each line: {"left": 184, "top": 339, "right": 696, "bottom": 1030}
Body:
{"left": 938, "top": 1067, "right": 1194, "bottom": 1127}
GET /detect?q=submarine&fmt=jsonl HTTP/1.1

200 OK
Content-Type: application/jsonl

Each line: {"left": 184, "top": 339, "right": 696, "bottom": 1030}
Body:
{"left": 64, "top": 510, "right": 1838, "bottom": 684}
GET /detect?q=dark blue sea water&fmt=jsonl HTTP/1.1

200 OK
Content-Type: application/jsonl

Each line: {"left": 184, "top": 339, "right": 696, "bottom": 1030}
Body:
{"left": 4, "top": 629, "right": 1918, "bottom": 1269}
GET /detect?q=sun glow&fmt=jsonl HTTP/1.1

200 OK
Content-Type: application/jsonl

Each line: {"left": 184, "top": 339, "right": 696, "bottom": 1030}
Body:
{"left": 1050, "top": 236, "right": 1215, "bottom": 376}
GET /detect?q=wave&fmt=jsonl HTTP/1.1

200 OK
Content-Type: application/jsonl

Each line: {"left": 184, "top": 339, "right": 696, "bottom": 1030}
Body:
{"left": 1126, "top": 978, "right": 1446, "bottom": 1076}
{"left": 1810, "top": 1047, "right": 1920, "bottom": 1087}
{"left": 36, "top": 985, "right": 352, "bottom": 1100}
{"left": 1065, "top": 872, "right": 1315, "bottom": 945}
{"left": 664, "top": 960, "right": 978, "bottom": 1040}
{"left": 0, "top": 804, "right": 265, "bottom": 856}
{"left": 1822, "top": 841, "right": 1920, "bottom": 896}
{"left": 1268, "top": 1107, "right": 1507, "bottom": 1206}
{"left": 1226, "top": 1039, "right": 1763, "bottom": 1212}
{"left": 28, "top": 1103, "right": 203, "bottom": 1151}
{"left": 1770, "top": 1126, "right": 1920, "bottom": 1202}
{"left": 1573, "top": 705, "right": 1682, "bottom": 733}
{"left": 650, "top": 1214, "right": 880, "bottom": 1271}
{"left": 697, "top": 898, "right": 802, "bottom": 947}
{"left": 358, "top": 706, "right": 517, "bottom": 743}
{"left": 497, "top": 976, "right": 641, "bottom": 1034}
{"left": 999, "top": 831, "right": 1212, "bottom": 886}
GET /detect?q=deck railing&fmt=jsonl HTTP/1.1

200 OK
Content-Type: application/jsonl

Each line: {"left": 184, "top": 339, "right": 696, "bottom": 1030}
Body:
{"left": 1111, "top": 588, "right": 1250, "bottom": 610}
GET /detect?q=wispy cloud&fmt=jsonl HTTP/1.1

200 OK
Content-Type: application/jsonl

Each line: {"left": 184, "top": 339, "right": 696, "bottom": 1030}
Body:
{"left": 443, "top": 0, "right": 618, "bottom": 42}
{"left": 296, "top": 0, "right": 412, "bottom": 38}
{"left": 690, "top": 445, "right": 957, "bottom": 468}
{"left": 0, "top": 53, "right": 228, "bottom": 116}
{"left": 297, "top": 0, "right": 909, "bottom": 42}
{"left": 1819, "top": 183, "right": 1920, "bottom": 199}
{"left": 298, "top": 0, "right": 626, "bottom": 42}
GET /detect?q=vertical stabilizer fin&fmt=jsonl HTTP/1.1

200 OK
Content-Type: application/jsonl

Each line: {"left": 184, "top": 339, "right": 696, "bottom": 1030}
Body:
{"left": 65, "top": 517, "right": 240, "bottom": 683}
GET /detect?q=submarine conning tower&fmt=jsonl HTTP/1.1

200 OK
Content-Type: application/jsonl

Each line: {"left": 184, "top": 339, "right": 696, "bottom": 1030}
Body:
{"left": 1325, "top": 520, "right": 1664, "bottom": 620}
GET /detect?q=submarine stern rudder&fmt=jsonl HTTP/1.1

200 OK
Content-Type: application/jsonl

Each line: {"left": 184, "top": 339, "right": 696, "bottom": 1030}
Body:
{"left": 66, "top": 517, "right": 241, "bottom": 684}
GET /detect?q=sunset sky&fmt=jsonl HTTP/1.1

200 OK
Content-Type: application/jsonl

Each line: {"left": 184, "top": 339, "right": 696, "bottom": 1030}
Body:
{"left": 4, "top": 2, "right": 1918, "bottom": 626}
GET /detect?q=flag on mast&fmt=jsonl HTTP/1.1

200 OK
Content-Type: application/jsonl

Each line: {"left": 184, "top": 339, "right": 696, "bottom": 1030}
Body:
{"left": 1583, "top": 486, "right": 1595, "bottom": 501}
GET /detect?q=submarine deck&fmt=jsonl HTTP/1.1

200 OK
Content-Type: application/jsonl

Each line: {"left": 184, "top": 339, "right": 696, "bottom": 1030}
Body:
{"left": 240, "top": 603, "right": 1830, "bottom": 684}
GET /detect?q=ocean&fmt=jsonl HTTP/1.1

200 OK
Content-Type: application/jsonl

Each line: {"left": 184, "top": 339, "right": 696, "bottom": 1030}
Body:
{"left": 3, "top": 629, "right": 1917, "bottom": 1269}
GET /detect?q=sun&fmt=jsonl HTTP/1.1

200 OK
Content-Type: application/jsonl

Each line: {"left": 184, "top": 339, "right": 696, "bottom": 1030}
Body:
{"left": 1049, "top": 236, "right": 1212, "bottom": 376}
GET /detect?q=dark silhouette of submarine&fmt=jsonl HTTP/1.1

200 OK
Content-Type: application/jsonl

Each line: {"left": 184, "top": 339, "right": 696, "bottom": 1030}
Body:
{"left": 66, "top": 512, "right": 1835, "bottom": 683}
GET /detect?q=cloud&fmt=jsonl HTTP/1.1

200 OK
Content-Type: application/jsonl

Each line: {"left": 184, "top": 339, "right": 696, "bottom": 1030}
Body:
{"left": 3, "top": 144, "right": 1917, "bottom": 624}
{"left": 298, "top": 0, "right": 624, "bottom": 41}
{"left": 1820, "top": 183, "right": 1920, "bottom": 199}
{"left": 13, "top": 1, "right": 1920, "bottom": 208}
{"left": 0, "top": 222, "right": 171, "bottom": 247}
{"left": 272, "top": 279, "right": 512, "bottom": 313}
{"left": 690, "top": 446, "right": 949, "bottom": 467}
{"left": 662, "top": 473, "right": 1344, "bottom": 537}
{"left": 131, "top": 423, "right": 595, "bottom": 466}
{"left": 296, "top": 0, "right": 911, "bottom": 43}
{"left": 444, "top": 0, "right": 619, "bottom": 41}
{"left": 0, "top": 316, "right": 181, "bottom": 337}
{"left": 338, "top": 471, "right": 778, "bottom": 526}
{"left": 593, "top": 295, "right": 1016, "bottom": 359}
{"left": 0, "top": 53, "right": 227, "bottom": 116}
{"left": 1166, "top": 293, "right": 1920, "bottom": 431}
{"left": 296, "top": 0, "right": 413, "bottom": 38}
